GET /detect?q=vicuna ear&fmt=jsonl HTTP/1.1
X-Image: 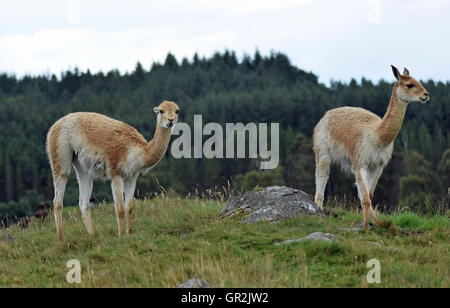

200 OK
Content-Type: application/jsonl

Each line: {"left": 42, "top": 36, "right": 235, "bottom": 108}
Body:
{"left": 153, "top": 107, "right": 159, "bottom": 114}
{"left": 391, "top": 65, "right": 401, "bottom": 80}
{"left": 403, "top": 68, "right": 410, "bottom": 76}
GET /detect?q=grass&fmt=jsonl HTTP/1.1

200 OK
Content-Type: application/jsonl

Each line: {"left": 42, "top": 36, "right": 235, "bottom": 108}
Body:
{"left": 0, "top": 197, "right": 448, "bottom": 288}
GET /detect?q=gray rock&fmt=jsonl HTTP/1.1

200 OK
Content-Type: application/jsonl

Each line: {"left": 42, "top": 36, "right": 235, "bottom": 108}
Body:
{"left": 339, "top": 227, "right": 362, "bottom": 232}
{"left": 1, "top": 234, "right": 18, "bottom": 243}
{"left": 178, "top": 278, "right": 213, "bottom": 288}
{"left": 220, "top": 186, "right": 326, "bottom": 223}
{"left": 275, "top": 232, "right": 340, "bottom": 246}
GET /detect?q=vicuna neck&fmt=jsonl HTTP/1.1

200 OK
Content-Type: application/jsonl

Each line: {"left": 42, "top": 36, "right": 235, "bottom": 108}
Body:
{"left": 144, "top": 124, "right": 172, "bottom": 168}
{"left": 376, "top": 83, "right": 408, "bottom": 146}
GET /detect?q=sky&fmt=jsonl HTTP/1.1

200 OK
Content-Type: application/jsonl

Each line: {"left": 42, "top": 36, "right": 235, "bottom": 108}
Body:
{"left": 0, "top": 0, "right": 449, "bottom": 85}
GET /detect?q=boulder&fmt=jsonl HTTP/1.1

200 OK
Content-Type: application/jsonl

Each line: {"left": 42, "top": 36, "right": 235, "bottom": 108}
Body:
{"left": 339, "top": 227, "right": 362, "bottom": 232}
{"left": 275, "top": 232, "right": 340, "bottom": 246}
{"left": 220, "top": 186, "right": 325, "bottom": 223}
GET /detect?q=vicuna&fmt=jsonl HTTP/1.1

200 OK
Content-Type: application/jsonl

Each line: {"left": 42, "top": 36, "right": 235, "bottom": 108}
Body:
{"left": 313, "top": 66, "right": 429, "bottom": 230}
{"left": 47, "top": 100, "right": 179, "bottom": 241}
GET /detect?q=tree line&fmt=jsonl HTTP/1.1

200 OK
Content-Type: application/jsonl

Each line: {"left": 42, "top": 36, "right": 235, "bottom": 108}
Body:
{"left": 0, "top": 51, "right": 449, "bottom": 225}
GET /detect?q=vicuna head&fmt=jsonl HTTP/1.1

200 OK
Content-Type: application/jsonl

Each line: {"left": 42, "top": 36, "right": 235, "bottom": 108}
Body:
{"left": 153, "top": 100, "right": 180, "bottom": 129}
{"left": 391, "top": 65, "right": 429, "bottom": 104}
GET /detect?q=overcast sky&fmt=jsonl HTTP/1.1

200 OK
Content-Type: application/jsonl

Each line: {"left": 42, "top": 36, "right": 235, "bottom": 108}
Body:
{"left": 0, "top": 0, "right": 449, "bottom": 84}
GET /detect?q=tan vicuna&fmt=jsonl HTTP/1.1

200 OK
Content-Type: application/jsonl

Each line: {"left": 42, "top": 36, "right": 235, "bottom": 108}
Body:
{"left": 47, "top": 100, "right": 179, "bottom": 241}
{"left": 313, "top": 66, "right": 429, "bottom": 230}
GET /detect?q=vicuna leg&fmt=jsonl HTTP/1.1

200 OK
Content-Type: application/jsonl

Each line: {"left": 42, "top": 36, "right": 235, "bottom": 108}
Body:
{"left": 123, "top": 176, "right": 138, "bottom": 235}
{"left": 367, "top": 167, "right": 383, "bottom": 202}
{"left": 48, "top": 129, "right": 73, "bottom": 241}
{"left": 53, "top": 175, "right": 68, "bottom": 241}
{"left": 355, "top": 168, "right": 372, "bottom": 230}
{"left": 314, "top": 154, "right": 331, "bottom": 208}
{"left": 111, "top": 176, "right": 125, "bottom": 236}
{"left": 74, "top": 163, "right": 95, "bottom": 235}
{"left": 363, "top": 168, "right": 382, "bottom": 224}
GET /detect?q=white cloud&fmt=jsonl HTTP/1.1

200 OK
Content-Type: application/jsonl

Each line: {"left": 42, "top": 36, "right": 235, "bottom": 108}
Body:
{"left": 0, "top": 0, "right": 448, "bottom": 84}
{"left": 0, "top": 27, "right": 238, "bottom": 76}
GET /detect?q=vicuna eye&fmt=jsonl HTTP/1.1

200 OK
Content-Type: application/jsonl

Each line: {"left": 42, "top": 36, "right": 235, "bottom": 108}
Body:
{"left": 175, "top": 110, "right": 179, "bottom": 114}
{"left": 406, "top": 84, "right": 414, "bottom": 88}
{"left": 159, "top": 110, "right": 164, "bottom": 114}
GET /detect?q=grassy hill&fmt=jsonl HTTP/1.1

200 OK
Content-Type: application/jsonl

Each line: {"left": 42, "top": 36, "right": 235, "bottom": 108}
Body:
{"left": 0, "top": 196, "right": 448, "bottom": 288}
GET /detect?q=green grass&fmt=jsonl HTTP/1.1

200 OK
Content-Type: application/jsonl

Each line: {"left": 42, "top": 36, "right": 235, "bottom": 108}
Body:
{"left": 0, "top": 197, "right": 448, "bottom": 288}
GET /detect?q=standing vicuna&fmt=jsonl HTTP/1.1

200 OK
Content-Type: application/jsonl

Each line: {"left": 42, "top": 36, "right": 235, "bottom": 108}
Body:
{"left": 313, "top": 66, "right": 429, "bottom": 230}
{"left": 47, "top": 100, "right": 179, "bottom": 241}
